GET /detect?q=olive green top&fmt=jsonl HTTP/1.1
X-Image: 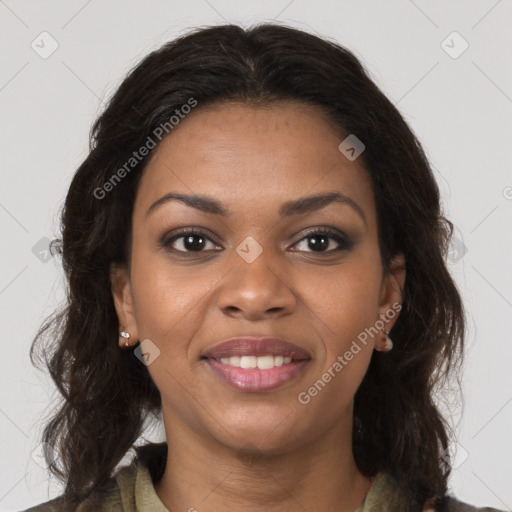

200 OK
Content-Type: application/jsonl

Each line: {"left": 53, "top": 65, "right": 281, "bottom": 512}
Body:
{"left": 21, "top": 444, "right": 506, "bottom": 512}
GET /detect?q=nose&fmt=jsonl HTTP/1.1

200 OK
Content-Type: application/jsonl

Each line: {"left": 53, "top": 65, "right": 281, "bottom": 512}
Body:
{"left": 216, "top": 243, "right": 297, "bottom": 320}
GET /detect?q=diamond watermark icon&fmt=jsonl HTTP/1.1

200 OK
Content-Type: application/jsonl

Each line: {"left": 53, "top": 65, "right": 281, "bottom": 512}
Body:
{"left": 31, "top": 31, "right": 59, "bottom": 59}
{"left": 338, "top": 134, "right": 365, "bottom": 161}
{"left": 441, "top": 31, "right": 469, "bottom": 60}
{"left": 236, "top": 236, "right": 263, "bottom": 263}
{"left": 134, "top": 338, "right": 161, "bottom": 366}
{"left": 236, "top": 442, "right": 263, "bottom": 467}
{"left": 32, "top": 236, "right": 53, "bottom": 263}
{"left": 447, "top": 236, "right": 468, "bottom": 263}
{"left": 440, "top": 441, "right": 469, "bottom": 469}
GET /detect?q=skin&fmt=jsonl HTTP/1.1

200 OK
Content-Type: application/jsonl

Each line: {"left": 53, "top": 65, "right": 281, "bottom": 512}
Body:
{"left": 111, "top": 101, "right": 407, "bottom": 512}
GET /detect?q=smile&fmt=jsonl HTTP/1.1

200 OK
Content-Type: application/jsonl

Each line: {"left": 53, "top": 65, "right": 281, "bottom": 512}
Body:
{"left": 217, "top": 354, "right": 292, "bottom": 369}
{"left": 200, "top": 336, "right": 311, "bottom": 392}
{"left": 203, "top": 356, "right": 310, "bottom": 392}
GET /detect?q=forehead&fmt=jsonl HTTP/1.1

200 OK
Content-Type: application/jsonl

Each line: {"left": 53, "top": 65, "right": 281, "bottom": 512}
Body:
{"left": 134, "top": 101, "right": 376, "bottom": 225}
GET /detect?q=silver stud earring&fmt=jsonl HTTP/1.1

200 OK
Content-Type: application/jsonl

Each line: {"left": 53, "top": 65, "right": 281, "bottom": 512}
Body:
{"left": 382, "top": 329, "right": 393, "bottom": 351}
{"left": 375, "top": 329, "right": 393, "bottom": 352}
{"left": 119, "top": 331, "right": 130, "bottom": 347}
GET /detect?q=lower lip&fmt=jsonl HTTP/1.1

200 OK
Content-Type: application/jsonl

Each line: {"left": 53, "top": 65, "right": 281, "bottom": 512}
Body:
{"left": 204, "top": 358, "right": 310, "bottom": 392}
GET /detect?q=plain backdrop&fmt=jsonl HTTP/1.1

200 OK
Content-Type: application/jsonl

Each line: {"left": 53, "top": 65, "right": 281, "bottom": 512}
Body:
{"left": 1, "top": 1, "right": 511, "bottom": 511}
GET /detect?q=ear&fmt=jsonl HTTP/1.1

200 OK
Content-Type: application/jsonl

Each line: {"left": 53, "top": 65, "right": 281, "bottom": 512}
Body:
{"left": 110, "top": 263, "right": 139, "bottom": 348}
{"left": 377, "top": 253, "right": 406, "bottom": 331}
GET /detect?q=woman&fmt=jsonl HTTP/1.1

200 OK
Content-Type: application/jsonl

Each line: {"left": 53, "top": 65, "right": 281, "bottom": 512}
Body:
{"left": 23, "top": 23, "right": 504, "bottom": 512}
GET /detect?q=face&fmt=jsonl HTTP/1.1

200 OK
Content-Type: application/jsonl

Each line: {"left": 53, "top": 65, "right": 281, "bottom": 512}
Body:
{"left": 111, "top": 101, "right": 404, "bottom": 456}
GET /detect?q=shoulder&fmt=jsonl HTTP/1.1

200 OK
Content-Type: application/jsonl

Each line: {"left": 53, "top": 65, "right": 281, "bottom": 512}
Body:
{"left": 435, "top": 496, "right": 507, "bottom": 512}
{"left": 19, "top": 465, "right": 134, "bottom": 512}
{"left": 365, "top": 471, "right": 505, "bottom": 512}
{"left": 19, "top": 443, "right": 168, "bottom": 512}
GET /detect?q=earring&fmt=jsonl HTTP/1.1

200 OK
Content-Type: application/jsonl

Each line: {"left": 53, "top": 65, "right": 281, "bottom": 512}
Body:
{"left": 384, "top": 329, "right": 393, "bottom": 351}
{"left": 119, "top": 331, "right": 130, "bottom": 347}
{"left": 376, "top": 329, "right": 393, "bottom": 352}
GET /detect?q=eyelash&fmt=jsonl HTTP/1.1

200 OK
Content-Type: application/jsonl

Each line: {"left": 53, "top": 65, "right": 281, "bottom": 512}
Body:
{"left": 160, "top": 227, "right": 353, "bottom": 255}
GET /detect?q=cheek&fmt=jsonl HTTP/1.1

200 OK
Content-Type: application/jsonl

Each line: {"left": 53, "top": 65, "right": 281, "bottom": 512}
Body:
{"left": 301, "top": 253, "right": 382, "bottom": 388}
{"left": 307, "top": 260, "right": 382, "bottom": 339}
{"left": 128, "top": 254, "right": 208, "bottom": 401}
{"left": 129, "top": 248, "right": 208, "bottom": 339}
{"left": 298, "top": 272, "right": 378, "bottom": 416}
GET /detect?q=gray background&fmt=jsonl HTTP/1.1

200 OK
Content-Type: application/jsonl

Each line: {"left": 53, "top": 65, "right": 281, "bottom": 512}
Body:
{"left": 1, "top": 1, "right": 511, "bottom": 510}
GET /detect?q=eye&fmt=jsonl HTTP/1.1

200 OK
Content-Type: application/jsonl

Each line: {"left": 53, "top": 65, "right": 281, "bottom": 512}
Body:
{"left": 160, "top": 227, "right": 353, "bottom": 255}
{"left": 291, "top": 228, "right": 353, "bottom": 253}
{"left": 161, "top": 228, "right": 221, "bottom": 253}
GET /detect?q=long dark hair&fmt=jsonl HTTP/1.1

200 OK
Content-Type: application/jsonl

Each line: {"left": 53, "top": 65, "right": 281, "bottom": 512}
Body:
{"left": 31, "top": 23, "right": 465, "bottom": 510}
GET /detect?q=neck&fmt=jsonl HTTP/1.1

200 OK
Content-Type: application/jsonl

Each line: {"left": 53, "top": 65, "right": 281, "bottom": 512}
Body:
{"left": 154, "top": 411, "right": 374, "bottom": 512}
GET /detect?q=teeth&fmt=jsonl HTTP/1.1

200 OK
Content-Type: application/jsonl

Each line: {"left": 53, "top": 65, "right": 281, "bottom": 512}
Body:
{"left": 240, "top": 355, "right": 257, "bottom": 369}
{"left": 218, "top": 355, "right": 295, "bottom": 369}
{"left": 256, "top": 355, "right": 274, "bottom": 369}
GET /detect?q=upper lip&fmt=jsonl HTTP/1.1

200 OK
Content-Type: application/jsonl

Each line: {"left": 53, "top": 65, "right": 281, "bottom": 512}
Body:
{"left": 201, "top": 337, "right": 311, "bottom": 360}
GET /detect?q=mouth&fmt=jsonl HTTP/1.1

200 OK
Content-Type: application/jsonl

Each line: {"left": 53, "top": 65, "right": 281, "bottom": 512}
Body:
{"left": 205, "top": 354, "right": 298, "bottom": 369}
{"left": 200, "top": 337, "right": 311, "bottom": 392}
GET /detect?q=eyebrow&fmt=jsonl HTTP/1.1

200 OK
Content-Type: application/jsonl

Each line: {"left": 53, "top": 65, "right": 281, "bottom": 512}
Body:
{"left": 146, "top": 191, "right": 366, "bottom": 225}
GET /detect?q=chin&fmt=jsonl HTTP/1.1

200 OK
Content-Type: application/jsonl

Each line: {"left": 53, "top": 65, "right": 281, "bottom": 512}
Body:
{"left": 210, "top": 408, "right": 308, "bottom": 453}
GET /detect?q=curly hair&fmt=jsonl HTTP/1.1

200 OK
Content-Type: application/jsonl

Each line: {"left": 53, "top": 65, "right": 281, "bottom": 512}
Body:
{"left": 30, "top": 22, "right": 465, "bottom": 510}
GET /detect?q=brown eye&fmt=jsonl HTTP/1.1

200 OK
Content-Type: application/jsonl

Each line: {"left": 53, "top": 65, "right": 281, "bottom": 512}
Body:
{"left": 161, "top": 229, "right": 221, "bottom": 253}
{"left": 292, "top": 229, "right": 353, "bottom": 253}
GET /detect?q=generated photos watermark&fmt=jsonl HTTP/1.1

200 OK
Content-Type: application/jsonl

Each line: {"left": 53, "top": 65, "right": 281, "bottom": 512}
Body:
{"left": 93, "top": 97, "right": 198, "bottom": 200}
{"left": 297, "top": 302, "right": 402, "bottom": 405}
